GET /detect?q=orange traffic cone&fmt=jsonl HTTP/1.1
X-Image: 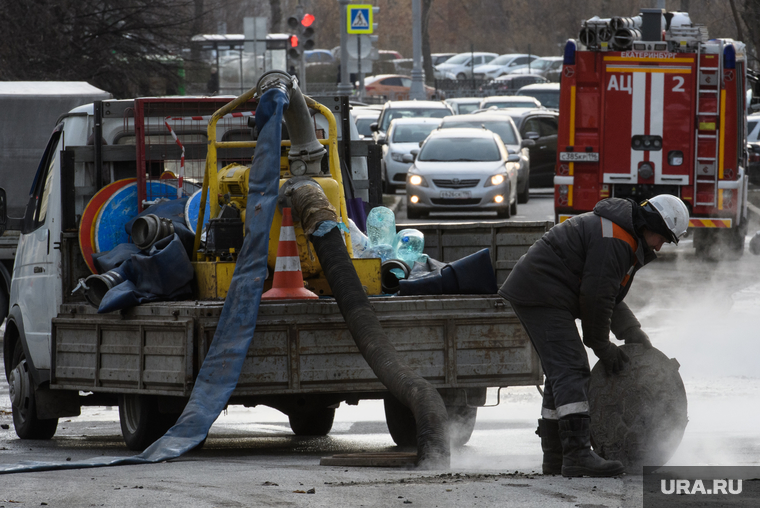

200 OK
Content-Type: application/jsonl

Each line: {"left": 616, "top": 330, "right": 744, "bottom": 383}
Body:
{"left": 262, "top": 208, "right": 318, "bottom": 300}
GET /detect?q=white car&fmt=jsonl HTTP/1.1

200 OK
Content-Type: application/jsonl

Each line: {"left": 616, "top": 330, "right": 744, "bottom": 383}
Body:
{"left": 509, "top": 56, "right": 564, "bottom": 80}
{"left": 405, "top": 128, "right": 519, "bottom": 219}
{"left": 516, "top": 83, "right": 561, "bottom": 110}
{"left": 444, "top": 97, "right": 484, "bottom": 115}
{"left": 371, "top": 100, "right": 454, "bottom": 144}
{"left": 472, "top": 54, "right": 540, "bottom": 81}
{"left": 353, "top": 110, "right": 381, "bottom": 139}
{"left": 478, "top": 96, "right": 543, "bottom": 111}
{"left": 433, "top": 52, "right": 498, "bottom": 80}
{"left": 381, "top": 117, "right": 443, "bottom": 193}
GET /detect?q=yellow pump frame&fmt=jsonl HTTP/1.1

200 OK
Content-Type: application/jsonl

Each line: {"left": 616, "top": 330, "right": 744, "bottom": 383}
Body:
{"left": 191, "top": 87, "right": 353, "bottom": 260}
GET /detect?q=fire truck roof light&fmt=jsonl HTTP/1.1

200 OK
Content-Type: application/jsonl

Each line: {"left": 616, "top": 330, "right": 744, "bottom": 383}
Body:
{"left": 563, "top": 39, "right": 576, "bottom": 65}
{"left": 724, "top": 44, "right": 736, "bottom": 69}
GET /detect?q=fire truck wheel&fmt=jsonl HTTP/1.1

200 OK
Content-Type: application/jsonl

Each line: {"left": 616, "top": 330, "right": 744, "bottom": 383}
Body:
{"left": 10, "top": 341, "right": 58, "bottom": 440}
{"left": 288, "top": 407, "right": 336, "bottom": 436}
{"left": 384, "top": 395, "right": 478, "bottom": 447}
{"left": 119, "top": 394, "right": 175, "bottom": 451}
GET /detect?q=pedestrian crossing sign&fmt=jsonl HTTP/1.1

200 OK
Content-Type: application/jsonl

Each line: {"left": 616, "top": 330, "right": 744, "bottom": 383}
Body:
{"left": 347, "top": 5, "right": 373, "bottom": 34}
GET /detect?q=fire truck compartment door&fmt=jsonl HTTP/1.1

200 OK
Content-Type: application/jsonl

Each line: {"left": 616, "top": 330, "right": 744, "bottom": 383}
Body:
{"left": 603, "top": 63, "right": 693, "bottom": 186}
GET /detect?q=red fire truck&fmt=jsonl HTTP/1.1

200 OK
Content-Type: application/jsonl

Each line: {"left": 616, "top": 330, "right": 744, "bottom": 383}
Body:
{"left": 554, "top": 9, "right": 750, "bottom": 259}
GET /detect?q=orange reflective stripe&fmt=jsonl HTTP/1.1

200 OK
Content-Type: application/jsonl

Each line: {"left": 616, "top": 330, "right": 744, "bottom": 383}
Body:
{"left": 611, "top": 222, "right": 638, "bottom": 253}
{"left": 600, "top": 217, "right": 638, "bottom": 287}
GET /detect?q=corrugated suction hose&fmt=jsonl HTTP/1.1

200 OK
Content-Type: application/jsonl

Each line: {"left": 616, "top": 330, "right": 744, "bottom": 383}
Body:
{"left": 290, "top": 183, "right": 450, "bottom": 468}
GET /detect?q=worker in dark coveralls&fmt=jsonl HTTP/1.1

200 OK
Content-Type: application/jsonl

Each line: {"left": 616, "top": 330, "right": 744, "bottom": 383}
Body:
{"left": 499, "top": 195, "right": 689, "bottom": 477}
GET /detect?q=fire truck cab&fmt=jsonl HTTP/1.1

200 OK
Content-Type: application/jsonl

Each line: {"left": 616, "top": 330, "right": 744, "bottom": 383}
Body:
{"left": 555, "top": 9, "right": 750, "bottom": 259}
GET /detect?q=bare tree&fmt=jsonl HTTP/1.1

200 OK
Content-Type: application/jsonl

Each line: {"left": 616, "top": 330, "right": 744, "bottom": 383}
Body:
{"left": 0, "top": 0, "right": 204, "bottom": 98}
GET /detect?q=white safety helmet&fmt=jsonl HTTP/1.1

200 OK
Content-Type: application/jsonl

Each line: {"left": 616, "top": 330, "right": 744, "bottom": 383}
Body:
{"left": 642, "top": 195, "right": 690, "bottom": 244}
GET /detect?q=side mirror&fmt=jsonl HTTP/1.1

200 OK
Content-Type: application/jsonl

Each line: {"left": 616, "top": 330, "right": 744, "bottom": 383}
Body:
{"left": 377, "top": 137, "right": 386, "bottom": 146}
{"left": 402, "top": 154, "right": 414, "bottom": 163}
{"left": 520, "top": 138, "right": 536, "bottom": 148}
{"left": 751, "top": 144, "right": 760, "bottom": 154}
{"left": 507, "top": 154, "right": 521, "bottom": 163}
{"left": 525, "top": 131, "right": 540, "bottom": 140}
{"left": 410, "top": 148, "right": 420, "bottom": 156}
{"left": 370, "top": 122, "right": 379, "bottom": 132}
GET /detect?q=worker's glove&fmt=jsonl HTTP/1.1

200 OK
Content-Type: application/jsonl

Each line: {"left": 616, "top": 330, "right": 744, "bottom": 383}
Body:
{"left": 623, "top": 328, "right": 652, "bottom": 349}
{"left": 593, "top": 342, "right": 630, "bottom": 376}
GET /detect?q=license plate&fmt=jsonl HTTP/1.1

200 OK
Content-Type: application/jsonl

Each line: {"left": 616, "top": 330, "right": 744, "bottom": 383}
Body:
{"left": 440, "top": 190, "right": 471, "bottom": 199}
{"left": 559, "top": 152, "right": 599, "bottom": 162}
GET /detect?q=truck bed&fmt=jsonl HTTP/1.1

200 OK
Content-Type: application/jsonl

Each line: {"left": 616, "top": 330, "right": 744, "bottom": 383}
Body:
{"left": 51, "top": 220, "right": 550, "bottom": 400}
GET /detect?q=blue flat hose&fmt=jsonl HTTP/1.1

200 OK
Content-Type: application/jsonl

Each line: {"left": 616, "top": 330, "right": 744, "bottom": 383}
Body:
{"left": 0, "top": 88, "right": 289, "bottom": 474}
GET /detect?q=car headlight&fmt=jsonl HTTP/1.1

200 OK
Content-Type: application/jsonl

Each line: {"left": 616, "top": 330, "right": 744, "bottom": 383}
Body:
{"left": 391, "top": 152, "right": 406, "bottom": 162}
{"left": 408, "top": 174, "right": 428, "bottom": 187}
{"left": 485, "top": 173, "right": 507, "bottom": 187}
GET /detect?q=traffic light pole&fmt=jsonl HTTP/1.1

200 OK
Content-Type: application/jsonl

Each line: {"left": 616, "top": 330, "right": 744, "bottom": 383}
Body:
{"left": 337, "top": 0, "right": 353, "bottom": 96}
{"left": 296, "top": 2, "right": 307, "bottom": 92}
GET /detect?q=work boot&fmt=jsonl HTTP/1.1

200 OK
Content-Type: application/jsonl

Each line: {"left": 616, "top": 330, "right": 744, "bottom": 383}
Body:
{"left": 536, "top": 418, "right": 563, "bottom": 475}
{"left": 558, "top": 416, "right": 625, "bottom": 478}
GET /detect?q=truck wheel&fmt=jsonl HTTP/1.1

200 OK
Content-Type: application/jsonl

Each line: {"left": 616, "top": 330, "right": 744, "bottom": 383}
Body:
{"left": 384, "top": 395, "right": 417, "bottom": 447}
{"left": 9, "top": 341, "right": 58, "bottom": 440}
{"left": 288, "top": 407, "right": 335, "bottom": 436}
{"left": 384, "top": 395, "right": 478, "bottom": 447}
{"left": 447, "top": 405, "right": 478, "bottom": 447}
{"left": 0, "top": 285, "right": 8, "bottom": 325}
{"left": 119, "top": 394, "right": 177, "bottom": 451}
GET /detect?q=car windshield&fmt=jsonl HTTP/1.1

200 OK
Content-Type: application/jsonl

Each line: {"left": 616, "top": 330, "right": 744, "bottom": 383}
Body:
{"left": 481, "top": 100, "right": 538, "bottom": 109}
{"left": 519, "top": 90, "right": 559, "bottom": 109}
{"left": 355, "top": 117, "right": 377, "bottom": 137}
{"left": 457, "top": 103, "right": 480, "bottom": 115}
{"left": 380, "top": 108, "right": 452, "bottom": 131}
{"left": 445, "top": 54, "right": 470, "bottom": 65}
{"left": 749, "top": 120, "right": 759, "bottom": 142}
{"left": 440, "top": 121, "right": 518, "bottom": 145}
{"left": 418, "top": 137, "right": 501, "bottom": 162}
{"left": 392, "top": 123, "right": 440, "bottom": 143}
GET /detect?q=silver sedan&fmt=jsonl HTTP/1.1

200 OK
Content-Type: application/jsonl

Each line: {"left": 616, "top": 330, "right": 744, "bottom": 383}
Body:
{"left": 405, "top": 128, "right": 520, "bottom": 219}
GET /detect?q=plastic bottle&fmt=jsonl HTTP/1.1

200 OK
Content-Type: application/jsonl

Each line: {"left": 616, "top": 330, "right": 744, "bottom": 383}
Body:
{"left": 347, "top": 218, "right": 369, "bottom": 258}
{"left": 363, "top": 243, "right": 395, "bottom": 263}
{"left": 366, "top": 206, "right": 396, "bottom": 247}
{"left": 393, "top": 229, "right": 425, "bottom": 266}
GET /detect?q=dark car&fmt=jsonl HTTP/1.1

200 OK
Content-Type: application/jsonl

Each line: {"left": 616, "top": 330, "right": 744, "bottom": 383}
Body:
{"left": 477, "top": 108, "right": 558, "bottom": 188}
{"left": 490, "top": 74, "right": 549, "bottom": 94}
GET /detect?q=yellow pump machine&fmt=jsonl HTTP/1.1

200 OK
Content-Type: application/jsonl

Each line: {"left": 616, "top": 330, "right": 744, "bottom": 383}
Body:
{"left": 192, "top": 72, "right": 381, "bottom": 298}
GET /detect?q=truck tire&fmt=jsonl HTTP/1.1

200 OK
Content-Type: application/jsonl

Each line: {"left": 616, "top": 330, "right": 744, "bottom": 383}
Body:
{"left": 588, "top": 344, "right": 687, "bottom": 472}
{"left": 288, "top": 407, "right": 336, "bottom": 436}
{"left": 10, "top": 341, "right": 58, "bottom": 440}
{"left": 384, "top": 395, "right": 477, "bottom": 447}
{"left": 0, "top": 285, "right": 8, "bottom": 325}
{"left": 118, "top": 394, "right": 178, "bottom": 451}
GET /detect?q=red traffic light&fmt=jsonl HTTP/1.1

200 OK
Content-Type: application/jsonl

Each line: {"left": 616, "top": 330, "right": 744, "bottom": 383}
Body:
{"left": 301, "top": 13, "right": 315, "bottom": 27}
{"left": 289, "top": 35, "right": 299, "bottom": 48}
